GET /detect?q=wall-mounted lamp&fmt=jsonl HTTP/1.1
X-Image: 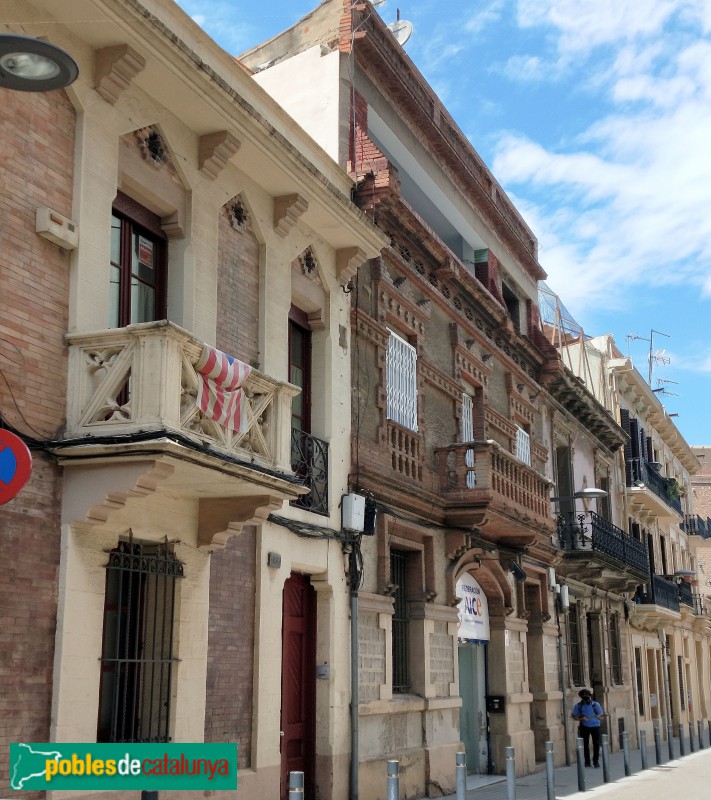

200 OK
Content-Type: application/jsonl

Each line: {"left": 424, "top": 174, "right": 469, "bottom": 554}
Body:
{"left": 481, "top": 353, "right": 492, "bottom": 363}
{"left": 0, "top": 34, "right": 78, "bottom": 92}
{"left": 466, "top": 339, "right": 476, "bottom": 349}
{"left": 559, "top": 584, "right": 570, "bottom": 610}
{"left": 393, "top": 276, "right": 407, "bottom": 288}
{"left": 516, "top": 383, "right": 525, "bottom": 393}
{"left": 552, "top": 487, "right": 608, "bottom": 550}
{"left": 509, "top": 562, "right": 527, "bottom": 583}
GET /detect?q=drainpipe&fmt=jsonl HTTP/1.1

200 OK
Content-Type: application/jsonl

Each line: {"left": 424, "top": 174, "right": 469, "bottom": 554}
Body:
{"left": 349, "top": 547, "right": 360, "bottom": 800}
{"left": 556, "top": 601, "right": 572, "bottom": 765}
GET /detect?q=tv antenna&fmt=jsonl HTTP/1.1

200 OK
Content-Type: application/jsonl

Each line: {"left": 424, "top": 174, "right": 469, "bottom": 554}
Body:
{"left": 652, "top": 378, "right": 678, "bottom": 397}
{"left": 388, "top": 9, "right": 413, "bottom": 46}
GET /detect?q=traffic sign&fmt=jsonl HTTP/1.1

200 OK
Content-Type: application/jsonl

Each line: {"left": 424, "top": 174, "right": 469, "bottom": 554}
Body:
{"left": 0, "top": 429, "right": 32, "bottom": 504}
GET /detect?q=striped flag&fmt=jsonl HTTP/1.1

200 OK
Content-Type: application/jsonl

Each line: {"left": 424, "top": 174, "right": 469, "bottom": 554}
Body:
{"left": 195, "top": 345, "right": 252, "bottom": 432}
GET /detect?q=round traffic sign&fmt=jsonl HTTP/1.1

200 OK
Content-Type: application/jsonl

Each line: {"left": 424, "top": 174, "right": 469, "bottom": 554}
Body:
{"left": 0, "top": 429, "right": 32, "bottom": 504}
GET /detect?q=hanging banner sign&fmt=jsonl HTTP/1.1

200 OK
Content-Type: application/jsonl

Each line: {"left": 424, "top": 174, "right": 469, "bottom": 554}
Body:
{"left": 0, "top": 429, "right": 32, "bottom": 504}
{"left": 456, "top": 575, "right": 490, "bottom": 641}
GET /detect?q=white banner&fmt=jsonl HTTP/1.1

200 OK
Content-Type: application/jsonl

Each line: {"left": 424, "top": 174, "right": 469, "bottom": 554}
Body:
{"left": 456, "top": 575, "right": 490, "bottom": 641}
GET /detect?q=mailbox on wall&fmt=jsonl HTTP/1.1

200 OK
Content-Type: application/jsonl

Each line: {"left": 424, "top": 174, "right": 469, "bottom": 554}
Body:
{"left": 486, "top": 695, "right": 505, "bottom": 713}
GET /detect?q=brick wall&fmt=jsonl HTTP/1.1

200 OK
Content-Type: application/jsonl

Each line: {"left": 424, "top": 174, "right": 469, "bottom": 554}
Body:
{"left": 0, "top": 87, "right": 74, "bottom": 795}
{"left": 204, "top": 526, "right": 256, "bottom": 769}
{"left": 216, "top": 203, "right": 260, "bottom": 367}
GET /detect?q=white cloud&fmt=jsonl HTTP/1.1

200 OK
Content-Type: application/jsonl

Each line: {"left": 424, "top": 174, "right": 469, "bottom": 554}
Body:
{"left": 464, "top": 0, "right": 508, "bottom": 33}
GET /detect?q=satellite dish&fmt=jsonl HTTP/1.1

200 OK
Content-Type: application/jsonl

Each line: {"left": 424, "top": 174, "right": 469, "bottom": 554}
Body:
{"left": 387, "top": 18, "right": 413, "bottom": 46}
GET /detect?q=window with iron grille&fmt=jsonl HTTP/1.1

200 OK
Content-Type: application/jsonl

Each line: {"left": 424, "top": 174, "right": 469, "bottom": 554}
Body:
{"left": 677, "top": 655, "right": 685, "bottom": 710}
{"left": 515, "top": 425, "right": 531, "bottom": 466}
{"left": 97, "top": 539, "right": 183, "bottom": 743}
{"left": 609, "top": 613, "right": 622, "bottom": 684}
{"left": 386, "top": 331, "right": 418, "bottom": 432}
{"left": 461, "top": 392, "right": 476, "bottom": 488}
{"left": 391, "top": 550, "right": 411, "bottom": 693}
{"left": 568, "top": 603, "right": 583, "bottom": 686}
{"left": 634, "top": 648, "right": 645, "bottom": 717}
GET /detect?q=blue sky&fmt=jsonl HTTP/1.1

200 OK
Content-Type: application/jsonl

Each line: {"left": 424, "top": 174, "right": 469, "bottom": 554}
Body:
{"left": 175, "top": 0, "right": 711, "bottom": 446}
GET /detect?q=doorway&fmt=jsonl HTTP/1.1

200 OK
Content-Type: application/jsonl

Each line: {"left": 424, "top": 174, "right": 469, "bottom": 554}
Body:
{"left": 458, "top": 641, "right": 490, "bottom": 773}
{"left": 280, "top": 573, "right": 316, "bottom": 799}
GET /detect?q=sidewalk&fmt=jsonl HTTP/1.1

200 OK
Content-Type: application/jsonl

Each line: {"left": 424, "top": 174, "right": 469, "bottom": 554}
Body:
{"left": 441, "top": 735, "right": 711, "bottom": 800}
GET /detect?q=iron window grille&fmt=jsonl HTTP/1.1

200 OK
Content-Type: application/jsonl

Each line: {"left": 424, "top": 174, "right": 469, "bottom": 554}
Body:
{"left": 634, "top": 648, "right": 645, "bottom": 717}
{"left": 290, "top": 428, "right": 329, "bottom": 516}
{"left": 609, "top": 613, "right": 622, "bottom": 684}
{"left": 515, "top": 425, "right": 531, "bottom": 466}
{"left": 391, "top": 550, "right": 411, "bottom": 693}
{"left": 97, "top": 538, "right": 183, "bottom": 743}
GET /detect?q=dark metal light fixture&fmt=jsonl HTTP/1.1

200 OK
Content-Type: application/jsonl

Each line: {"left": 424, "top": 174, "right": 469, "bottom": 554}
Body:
{"left": 0, "top": 34, "right": 78, "bottom": 92}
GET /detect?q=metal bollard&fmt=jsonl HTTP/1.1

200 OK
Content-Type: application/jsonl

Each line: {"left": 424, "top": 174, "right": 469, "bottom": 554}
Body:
{"left": 640, "top": 729, "right": 648, "bottom": 770}
{"left": 679, "top": 722, "right": 686, "bottom": 757}
{"left": 575, "top": 737, "right": 586, "bottom": 792}
{"left": 545, "top": 741, "right": 555, "bottom": 800}
{"left": 654, "top": 725, "right": 663, "bottom": 765}
{"left": 506, "top": 746, "right": 517, "bottom": 800}
{"left": 387, "top": 760, "right": 399, "bottom": 800}
{"left": 689, "top": 721, "right": 696, "bottom": 753}
{"left": 456, "top": 751, "right": 466, "bottom": 800}
{"left": 288, "top": 771, "right": 304, "bottom": 799}
{"left": 699, "top": 719, "right": 705, "bottom": 749}
{"left": 622, "top": 731, "right": 631, "bottom": 776}
{"left": 601, "top": 734, "right": 610, "bottom": 783}
{"left": 668, "top": 722, "right": 675, "bottom": 761}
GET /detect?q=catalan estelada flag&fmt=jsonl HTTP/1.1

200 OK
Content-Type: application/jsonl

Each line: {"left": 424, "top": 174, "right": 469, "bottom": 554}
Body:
{"left": 195, "top": 345, "right": 252, "bottom": 432}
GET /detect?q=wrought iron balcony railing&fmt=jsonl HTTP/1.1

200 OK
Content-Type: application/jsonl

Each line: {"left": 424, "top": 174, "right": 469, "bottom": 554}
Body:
{"left": 678, "top": 579, "right": 694, "bottom": 608}
{"left": 682, "top": 515, "right": 711, "bottom": 538}
{"left": 557, "top": 511, "right": 648, "bottom": 575}
{"left": 65, "top": 321, "right": 299, "bottom": 474}
{"left": 648, "top": 575, "right": 680, "bottom": 612}
{"left": 626, "top": 457, "right": 683, "bottom": 516}
{"left": 290, "top": 428, "right": 329, "bottom": 516}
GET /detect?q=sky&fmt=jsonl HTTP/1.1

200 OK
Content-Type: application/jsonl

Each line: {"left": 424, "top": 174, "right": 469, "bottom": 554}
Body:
{"left": 175, "top": 0, "right": 711, "bottom": 446}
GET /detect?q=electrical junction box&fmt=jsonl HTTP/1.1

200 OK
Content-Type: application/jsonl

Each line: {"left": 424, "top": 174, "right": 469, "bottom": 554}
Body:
{"left": 342, "top": 493, "right": 365, "bottom": 532}
{"left": 36, "top": 206, "right": 79, "bottom": 250}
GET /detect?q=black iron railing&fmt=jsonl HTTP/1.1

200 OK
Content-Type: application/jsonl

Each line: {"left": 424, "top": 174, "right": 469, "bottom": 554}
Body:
{"left": 556, "top": 511, "right": 648, "bottom": 575}
{"left": 290, "top": 428, "right": 329, "bottom": 516}
{"left": 649, "top": 574, "right": 680, "bottom": 612}
{"left": 627, "top": 458, "right": 683, "bottom": 515}
{"left": 678, "top": 579, "right": 694, "bottom": 608}
{"left": 682, "top": 515, "right": 711, "bottom": 538}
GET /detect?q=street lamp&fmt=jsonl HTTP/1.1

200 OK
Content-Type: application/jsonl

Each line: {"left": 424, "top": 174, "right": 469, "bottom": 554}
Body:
{"left": 0, "top": 34, "right": 78, "bottom": 92}
{"left": 551, "top": 487, "right": 608, "bottom": 550}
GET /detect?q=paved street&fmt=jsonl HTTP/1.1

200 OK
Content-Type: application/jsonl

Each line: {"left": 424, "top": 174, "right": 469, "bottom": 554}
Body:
{"left": 440, "top": 737, "right": 711, "bottom": 800}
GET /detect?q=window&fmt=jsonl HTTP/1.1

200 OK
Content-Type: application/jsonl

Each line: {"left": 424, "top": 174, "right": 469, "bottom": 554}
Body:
{"left": 501, "top": 283, "right": 520, "bottom": 330}
{"left": 568, "top": 603, "right": 583, "bottom": 686}
{"left": 634, "top": 648, "right": 645, "bottom": 716}
{"left": 110, "top": 194, "right": 167, "bottom": 328}
{"left": 391, "top": 550, "right": 411, "bottom": 693}
{"left": 289, "top": 310, "right": 312, "bottom": 434}
{"left": 609, "top": 613, "right": 622, "bottom": 684}
{"left": 461, "top": 393, "right": 476, "bottom": 488}
{"left": 386, "top": 330, "right": 418, "bottom": 431}
{"left": 515, "top": 425, "right": 531, "bottom": 466}
{"left": 97, "top": 539, "right": 183, "bottom": 743}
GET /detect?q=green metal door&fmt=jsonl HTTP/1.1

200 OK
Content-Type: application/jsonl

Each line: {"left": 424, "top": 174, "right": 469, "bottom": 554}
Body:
{"left": 458, "top": 641, "right": 489, "bottom": 773}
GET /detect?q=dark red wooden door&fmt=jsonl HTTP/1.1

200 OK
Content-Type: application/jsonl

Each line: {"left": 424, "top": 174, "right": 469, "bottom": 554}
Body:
{"left": 280, "top": 573, "right": 316, "bottom": 799}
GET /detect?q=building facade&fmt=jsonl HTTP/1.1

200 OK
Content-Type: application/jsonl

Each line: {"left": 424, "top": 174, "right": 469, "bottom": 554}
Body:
{"left": 0, "top": 2, "right": 384, "bottom": 799}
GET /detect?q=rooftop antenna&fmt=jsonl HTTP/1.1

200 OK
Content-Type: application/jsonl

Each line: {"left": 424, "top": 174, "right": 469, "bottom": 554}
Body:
{"left": 648, "top": 329, "right": 670, "bottom": 385}
{"left": 388, "top": 8, "right": 413, "bottom": 46}
{"left": 652, "top": 378, "right": 679, "bottom": 397}
{"left": 625, "top": 332, "right": 649, "bottom": 356}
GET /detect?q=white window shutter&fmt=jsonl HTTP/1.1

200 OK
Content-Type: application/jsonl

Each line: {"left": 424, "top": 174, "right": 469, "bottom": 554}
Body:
{"left": 515, "top": 425, "right": 531, "bottom": 466}
{"left": 461, "top": 393, "right": 476, "bottom": 488}
{"left": 386, "top": 331, "right": 418, "bottom": 431}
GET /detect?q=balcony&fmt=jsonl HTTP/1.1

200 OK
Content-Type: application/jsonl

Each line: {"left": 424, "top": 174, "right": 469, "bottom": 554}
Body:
{"left": 290, "top": 428, "right": 329, "bottom": 516}
{"left": 61, "top": 321, "right": 304, "bottom": 509}
{"left": 631, "top": 574, "right": 681, "bottom": 630}
{"left": 556, "top": 511, "right": 648, "bottom": 592}
{"left": 682, "top": 515, "right": 711, "bottom": 538}
{"left": 626, "top": 457, "right": 683, "bottom": 519}
{"left": 435, "top": 440, "right": 553, "bottom": 551}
